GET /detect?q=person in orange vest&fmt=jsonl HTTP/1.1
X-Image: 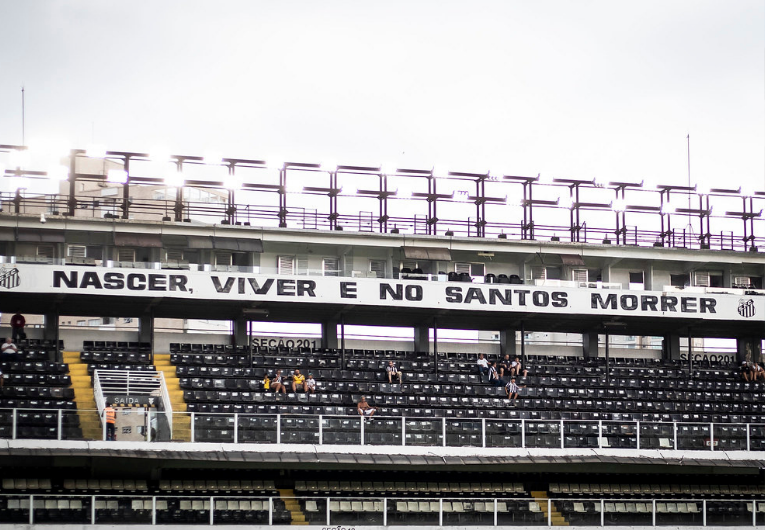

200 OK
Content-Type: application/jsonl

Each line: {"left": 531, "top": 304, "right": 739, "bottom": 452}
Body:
{"left": 104, "top": 404, "right": 116, "bottom": 441}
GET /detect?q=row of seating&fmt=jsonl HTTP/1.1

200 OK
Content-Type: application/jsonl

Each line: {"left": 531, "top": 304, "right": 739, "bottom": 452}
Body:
{"left": 550, "top": 483, "right": 765, "bottom": 496}
{"left": 82, "top": 341, "right": 150, "bottom": 351}
{"left": 80, "top": 351, "right": 150, "bottom": 364}
{"left": 296, "top": 480, "right": 525, "bottom": 495}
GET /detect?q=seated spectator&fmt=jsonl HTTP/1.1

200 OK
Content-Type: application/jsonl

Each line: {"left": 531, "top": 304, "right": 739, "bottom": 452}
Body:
{"left": 510, "top": 356, "right": 528, "bottom": 377}
{"left": 505, "top": 378, "right": 526, "bottom": 401}
{"left": 1, "top": 338, "right": 18, "bottom": 361}
{"left": 488, "top": 361, "right": 505, "bottom": 387}
{"left": 291, "top": 369, "right": 307, "bottom": 392}
{"left": 262, "top": 374, "right": 271, "bottom": 390}
{"left": 357, "top": 396, "right": 378, "bottom": 417}
{"left": 305, "top": 373, "right": 316, "bottom": 394}
{"left": 499, "top": 354, "right": 512, "bottom": 378}
{"left": 386, "top": 361, "right": 403, "bottom": 384}
{"left": 750, "top": 362, "right": 765, "bottom": 381}
{"left": 740, "top": 361, "right": 751, "bottom": 382}
{"left": 476, "top": 353, "right": 490, "bottom": 381}
{"left": 271, "top": 370, "right": 287, "bottom": 394}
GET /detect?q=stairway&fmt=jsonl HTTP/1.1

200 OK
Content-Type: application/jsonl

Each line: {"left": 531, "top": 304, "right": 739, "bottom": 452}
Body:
{"left": 276, "top": 489, "right": 308, "bottom": 525}
{"left": 531, "top": 491, "right": 569, "bottom": 526}
{"left": 153, "top": 354, "right": 191, "bottom": 441}
{"left": 63, "top": 351, "right": 102, "bottom": 440}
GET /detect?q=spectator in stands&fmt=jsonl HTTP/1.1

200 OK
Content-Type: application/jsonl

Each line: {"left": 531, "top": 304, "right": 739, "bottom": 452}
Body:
{"left": 499, "top": 354, "right": 513, "bottom": 378}
{"left": 488, "top": 361, "right": 505, "bottom": 387}
{"left": 104, "top": 404, "right": 117, "bottom": 441}
{"left": 740, "top": 361, "right": 752, "bottom": 382}
{"left": 1, "top": 337, "right": 18, "bottom": 361}
{"left": 357, "top": 396, "right": 378, "bottom": 417}
{"left": 510, "top": 356, "right": 528, "bottom": 377}
{"left": 752, "top": 362, "right": 764, "bottom": 382}
{"left": 10, "top": 312, "right": 25, "bottom": 342}
{"left": 291, "top": 369, "right": 307, "bottom": 392}
{"left": 263, "top": 374, "right": 271, "bottom": 390}
{"left": 386, "top": 361, "right": 403, "bottom": 384}
{"left": 306, "top": 373, "right": 316, "bottom": 394}
{"left": 271, "top": 370, "right": 287, "bottom": 394}
{"left": 476, "top": 353, "right": 490, "bottom": 381}
{"left": 505, "top": 378, "right": 526, "bottom": 401}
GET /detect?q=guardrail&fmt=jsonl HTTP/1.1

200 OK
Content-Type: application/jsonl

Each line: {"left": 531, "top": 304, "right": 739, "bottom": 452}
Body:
{"left": 2, "top": 409, "right": 765, "bottom": 450}
{"left": 0, "top": 493, "right": 763, "bottom": 526}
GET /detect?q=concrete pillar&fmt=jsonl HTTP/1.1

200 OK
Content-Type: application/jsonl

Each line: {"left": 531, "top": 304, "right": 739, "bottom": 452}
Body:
{"left": 663, "top": 334, "right": 681, "bottom": 360}
{"left": 43, "top": 313, "right": 58, "bottom": 342}
{"left": 414, "top": 325, "right": 430, "bottom": 354}
{"left": 321, "top": 321, "right": 338, "bottom": 350}
{"left": 233, "top": 316, "right": 248, "bottom": 348}
{"left": 736, "top": 337, "right": 762, "bottom": 364}
{"left": 499, "top": 329, "right": 517, "bottom": 358}
{"left": 138, "top": 314, "right": 153, "bottom": 351}
{"left": 582, "top": 331, "right": 599, "bottom": 359}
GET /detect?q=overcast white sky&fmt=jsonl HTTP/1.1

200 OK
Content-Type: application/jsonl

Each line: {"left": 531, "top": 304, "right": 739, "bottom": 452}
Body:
{"left": 0, "top": 0, "right": 763, "bottom": 190}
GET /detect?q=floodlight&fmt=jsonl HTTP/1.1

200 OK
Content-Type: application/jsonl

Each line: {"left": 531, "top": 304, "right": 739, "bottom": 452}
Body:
{"left": 286, "top": 180, "right": 304, "bottom": 194}
{"left": 696, "top": 182, "right": 710, "bottom": 195}
{"left": 642, "top": 178, "right": 657, "bottom": 191}
{"left": 164, "top": 170, "right": 185, "bottom": 188}
{"left": 558, "top": 195, "right": 574, "bottom": 209}
{"left": 432, "top": 166, "right": 449, "bottom": 178}
{"left": 150, "top": 147, "right": 173, "bottom": 163}
{"left": 10, "top": 176, "right": 30, "bottom": 191}
{"left": 224, "top": 175, "right": 242, "bottom": 191}
{"left": 86, "top": 144, "right": 106, "bottom": 158}
{"left": 661, "top": 202, "right": 676, "bottom": 215}
{"left": 506, "top": 197, "right": 523, "bottom": 208}
{"left": 8, "top": 149, "right": 30, "bottom": 168}
{"left": 394, "top": 188, "right": 411, "bottom": 199}
{"left": 592, "top": 176, "right": 606, "bottom": 188}
{"left": 28, "top": 138, "right": 71, "bottom": 160}
{"left": 454, "top": 190, "right": 471, "bottom": 202}
{"left": 47, "top": 165, "right": 70, "bottom": 181}
{"left": 612, "top": 198, "right": 627, "bottom": 212}
{"left": 740, "top": 184, "right": 756, "bottom": 197}
{"left": 0, "top": 164, "right": 5, "bottom": 178}
{"left": 269, "top": 160, "right": 284, "bottom": 170}
{"left": 489, "top": 169, "right": 504, "bottom": 180}
{"left": 107, "top": 169, "right": 128, "bottom": 184}
{"left": 382, "top": 164, "right": 397, "bottom": 175}
{"left": 203, "top": 151, "right": 223, "bottom": 165}
{"left": 322, "top": 161, "right": 337, "bottom": 172}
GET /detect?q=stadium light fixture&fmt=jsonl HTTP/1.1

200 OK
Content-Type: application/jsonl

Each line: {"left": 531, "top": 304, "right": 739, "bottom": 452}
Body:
{"left": 107, "top": 169, "right": 128, "bottom": 184}
{"left": 85, "top": 144, "right": 107, "bottom": 159}
{"left": 612, "top": 198, "right": 627, "bottom": 212}
{"left": 150, "top": 147, "right": 173, "bottom": 163}
{"left": 382, "top": 164, "right": 397, "bottom": 175}
{"left": 8, "top": 149, "right": 30, "bottom": 168}
{"left": 661, "top": 202, "right": 676, "bottom": 215}
{"left": 696, "top": 182, "right": 710, "bottom": 195}
{"left": 558, "top": 194, "right": 574, "bottom": 209}
{"left": 224, "top": 175, "right": 242, "bottom": 191}
{"left": 203, "top": 151, "right": 223, "bottom": 165}
{"left": 432, "top": 166, "right": 449, "bottom": 178}
{"left": 739, "top": 184, "right": 756, "bottom": 197}
{"left": 47, "top": 165, "right": 70, "bottom": 182}
{"left": 164, "top": 169, "right": 185, "bottom": 188}
{"left": 322, "top": 161, "right": 337, "bottom": 173}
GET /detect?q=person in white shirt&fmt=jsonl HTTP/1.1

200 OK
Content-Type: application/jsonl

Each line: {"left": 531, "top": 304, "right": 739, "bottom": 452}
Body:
{"left": 476, "top": 353, "right": 490, "bottom": 382}
{"left": 1, "top": 338, "right": 18, "bottom": 359}
{"left": 305, "top": 374, "right": 316, "bottom": 394}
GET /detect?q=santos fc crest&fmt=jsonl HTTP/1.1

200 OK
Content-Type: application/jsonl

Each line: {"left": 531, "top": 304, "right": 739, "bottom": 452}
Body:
{"left": 0, "top": 267, "right": 20, "bottom": 290}
{"left": 738, "top": 298, "right": 756, "bottom": 318}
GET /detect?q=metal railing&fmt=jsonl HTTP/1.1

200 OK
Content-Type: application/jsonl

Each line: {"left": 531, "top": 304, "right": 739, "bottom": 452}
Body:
{"left": 2, "top": 409, "right": 765, "bottom": 450}
{"left": 0, "top": 493, "right": 763, "bottom": 526}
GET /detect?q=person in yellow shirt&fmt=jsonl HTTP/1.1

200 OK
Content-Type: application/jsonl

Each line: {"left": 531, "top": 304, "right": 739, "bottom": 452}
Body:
{"left": 263, "top": 374, "right": 271, "bottom": 390}
{"left": 291, "top": 369, "right": 307, "bottom": 392}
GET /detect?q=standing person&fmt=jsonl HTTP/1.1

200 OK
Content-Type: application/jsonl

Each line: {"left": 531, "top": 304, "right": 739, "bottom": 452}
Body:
{"left": 10, "top": 312, "right": 25, "bottom": 342}
{"left": 104, "top": 404, "right": 117, "bottom": 441}
{"left": 386, "top": 361, "right": 403, "bottom": 384}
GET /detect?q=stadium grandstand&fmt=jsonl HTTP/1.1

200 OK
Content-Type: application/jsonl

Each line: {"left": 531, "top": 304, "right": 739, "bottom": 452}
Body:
{"left": 1, "top": 142, "right": 765, "bottom": 528}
